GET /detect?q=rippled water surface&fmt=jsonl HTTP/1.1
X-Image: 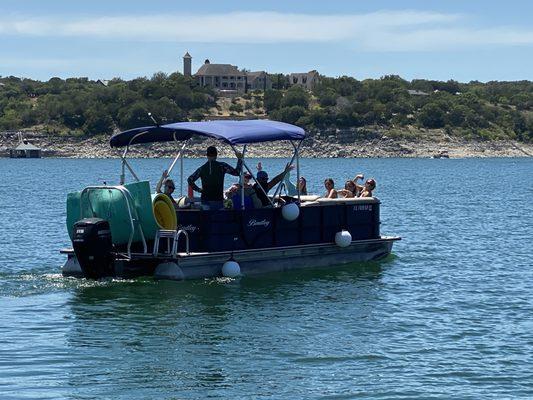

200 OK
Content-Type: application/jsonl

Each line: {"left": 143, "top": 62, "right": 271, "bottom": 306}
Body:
{"left": 0, "top": 157, "right": 532, "bottom": 399}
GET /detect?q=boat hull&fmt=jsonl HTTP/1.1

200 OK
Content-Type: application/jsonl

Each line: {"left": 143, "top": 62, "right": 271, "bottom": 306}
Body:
{"left": 61, "top": 236, "right": 400, "bottom": 281}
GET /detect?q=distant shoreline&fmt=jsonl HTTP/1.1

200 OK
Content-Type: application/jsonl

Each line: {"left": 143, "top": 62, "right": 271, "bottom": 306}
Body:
{"left": 1, "top": 130, "right": 532, "bottom": 159}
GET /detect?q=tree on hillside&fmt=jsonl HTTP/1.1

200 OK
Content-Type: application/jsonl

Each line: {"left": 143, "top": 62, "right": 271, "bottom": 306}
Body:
{"left": 270, "top": 105, "right": 306, "bottom": 125}
{"left": 281, "top": 86, "right": 309, "bottom": 108}
{"left": 418, "top": 103, "right": 446, "bottom": 129}
{"left": 264, "top": 90, "right": 283, "bottom": 112}
{"left": 117, "top": 101, "right": 153, "bottom": 130}
{"left": 83, "top": 109, "right": 114, "bottom": 135}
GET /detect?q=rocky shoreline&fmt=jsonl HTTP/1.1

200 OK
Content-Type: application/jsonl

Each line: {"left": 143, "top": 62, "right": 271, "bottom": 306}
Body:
{"left": 1, "top": 130, "right": 531, "bottom": 159}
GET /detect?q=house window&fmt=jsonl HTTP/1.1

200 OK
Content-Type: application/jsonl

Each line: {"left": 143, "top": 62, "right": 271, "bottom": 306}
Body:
{"left": 222, "top": 82, "right": 228, "bottom": 88}
{"left": 237, "top": 76, "right": 242, "bottom": 80}
{"left": 230, "top": 82, "right": 235, "bottom": 88}
{"left": 293, "top": 77, "right": 298, "bottom": 84}
{"left": 230, "top": 76, "right": 235, "bottom": 80}
{"left": 222, "top": 76, "right": 228, "bottom": 79}
{"left": 302, "top": 77, "right": 307, "bottom": 84}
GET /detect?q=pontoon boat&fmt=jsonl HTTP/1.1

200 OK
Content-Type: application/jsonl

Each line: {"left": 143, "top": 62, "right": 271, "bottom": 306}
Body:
{"left": 61, "top": 120, "right": 400, "bottom": 280}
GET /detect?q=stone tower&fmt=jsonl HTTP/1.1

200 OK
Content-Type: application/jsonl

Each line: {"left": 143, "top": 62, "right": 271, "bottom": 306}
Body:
{"left": 183, "top": 52, "right": 192, "bottom": 76}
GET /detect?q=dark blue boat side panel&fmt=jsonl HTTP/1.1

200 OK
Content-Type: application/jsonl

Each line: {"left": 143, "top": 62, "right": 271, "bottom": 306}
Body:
{"left": 176, "top": 202, "right": 380, "bottom": 252}
{"left": 345, "top": 203, "right": 379, "bottom": 239}
{"left": 275, "top": 209, "right": 299, "bottom": 246}
{"left": 240, "top": 209, "right": 274, "bottom": 248}
{"left": 177, "top": 210, "right": 203, "bottom": 251}
{"left": 322, "top": 205, "right": 345, "bottom": 242}
{"left": 300, "top": 207, "right": 321, "bottom": 244}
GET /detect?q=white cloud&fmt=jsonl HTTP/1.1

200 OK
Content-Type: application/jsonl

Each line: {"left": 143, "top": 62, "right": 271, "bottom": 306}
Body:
{"left": 0, "top": 11, "right": 532, "bottom": 51}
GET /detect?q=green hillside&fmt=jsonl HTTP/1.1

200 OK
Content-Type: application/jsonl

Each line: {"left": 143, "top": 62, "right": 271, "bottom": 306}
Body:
{"left": 0, "top": 73, "right": 531, "bottom": 142}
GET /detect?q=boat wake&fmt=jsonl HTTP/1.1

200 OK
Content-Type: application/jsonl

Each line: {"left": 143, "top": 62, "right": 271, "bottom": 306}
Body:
{"left": 0, "top": 269, "right": 140, "bottom": 298}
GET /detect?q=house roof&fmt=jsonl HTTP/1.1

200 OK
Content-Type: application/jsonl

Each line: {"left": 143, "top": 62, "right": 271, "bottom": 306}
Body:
{"left": 290, "top": 70, "right": 319, "bottom": 77}
{"left": 195, "top": 63, "right": 244, "bottom": 76}
{"left": 183, "top": 52, "right": 192, "bottom": 58}
{"left": 407, "top": 89, "right": 429, "bottom": 96}
{"left": 14, "top": 142, "right": 40, "bottom": 150}
{"left": 247, "top": 71, "right": 267, "bottom": 81}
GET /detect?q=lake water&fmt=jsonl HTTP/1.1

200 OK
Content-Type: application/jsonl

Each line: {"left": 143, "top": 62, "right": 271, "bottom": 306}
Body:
{"left": 0, "top": 157, "right": 532, "bottom": 399}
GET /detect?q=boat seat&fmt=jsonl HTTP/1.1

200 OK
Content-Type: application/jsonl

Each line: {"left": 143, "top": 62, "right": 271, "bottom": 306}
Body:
{"left": 300, "top": 201, "right": 320, "bottom": 207}
{"left": 294, "top": 195, "right": 321, "bottom": 202}
{"left": 316, "top": 197, "right": 380, "bottom": 205}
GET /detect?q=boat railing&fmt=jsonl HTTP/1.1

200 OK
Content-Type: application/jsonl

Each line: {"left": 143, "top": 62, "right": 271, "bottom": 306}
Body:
{"left": 176, "top": 229, "right": 190, "bottom": 255}
{"left": 79, "top": 185, "right": 148, "bottom": 258}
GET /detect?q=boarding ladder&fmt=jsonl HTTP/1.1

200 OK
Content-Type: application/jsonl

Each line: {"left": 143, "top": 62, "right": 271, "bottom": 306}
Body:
{"left": 153, "top": 229, "right": 190, "bottom": 257}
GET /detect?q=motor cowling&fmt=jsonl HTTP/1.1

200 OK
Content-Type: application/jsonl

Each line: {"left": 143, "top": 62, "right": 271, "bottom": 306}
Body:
{"left": 72, "top": 218, "right": 114, "bottom": 279}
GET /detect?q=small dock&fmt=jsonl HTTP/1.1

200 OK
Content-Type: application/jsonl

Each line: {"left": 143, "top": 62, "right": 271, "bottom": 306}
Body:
{"left": 9, "top": 133, "right": 42, "bottom": 158}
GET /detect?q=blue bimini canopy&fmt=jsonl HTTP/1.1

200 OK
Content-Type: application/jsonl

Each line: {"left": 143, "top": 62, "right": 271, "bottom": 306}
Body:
{"left": 109, "top": 120, "right": 306, "bottom": 148}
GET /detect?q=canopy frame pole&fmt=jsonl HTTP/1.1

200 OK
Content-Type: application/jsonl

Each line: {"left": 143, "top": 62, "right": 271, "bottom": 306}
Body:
{"left": 120, "top": 147, "right": 127, "bottom": 185}
{"left": 230, "top": 144, "right": 249, "bottom": 210}
{"left": 167, "top": 135, "right": 187, "bottom": 174}
{"left": 271, "top": 143, "right": 298, "bottom": 201}
{"left": 240, "top": 145, "right": 247, "bottom": 210}
{"left": 119, "top": 131, "right": 147, "bottom": 184}
{"left": 180, "top": 148, "right": 184, "bottom": 197}
{"left": 165, "top": 136, "right": 188, "bottom": 196}
{"left": 120, "top": 147, "right": 140, "bottom": 185}
{"left": 291, "top": 140, "right": 302, "bottom": 203}
{"left": 231, "top": 145, "right": 274, "bottom": 207}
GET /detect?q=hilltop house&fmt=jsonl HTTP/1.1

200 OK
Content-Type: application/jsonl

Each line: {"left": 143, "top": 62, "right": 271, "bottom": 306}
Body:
{"left": 289, "top": 70, "right": 320, "bottom": 90}
{"left": 407, "top": 89, "right": 429, "bottom": 96}
{"left": 246, "top": 71, "right": 272, "bottom": 91}
{"left": 194, "top": 59, "right": 247, "bottom": 91}
{"left": 184, "top": 53, "right": 272, "bottom": 93}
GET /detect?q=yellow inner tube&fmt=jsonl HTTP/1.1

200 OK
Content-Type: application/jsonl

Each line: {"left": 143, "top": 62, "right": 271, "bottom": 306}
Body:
{"left": 152, "top": 193, "right": 177, "bottom": 230}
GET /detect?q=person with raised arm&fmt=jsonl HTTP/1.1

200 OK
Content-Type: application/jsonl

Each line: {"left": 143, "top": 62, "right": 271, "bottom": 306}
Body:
{"left": 253, "top": 162, "right": 293, "bottom": 207}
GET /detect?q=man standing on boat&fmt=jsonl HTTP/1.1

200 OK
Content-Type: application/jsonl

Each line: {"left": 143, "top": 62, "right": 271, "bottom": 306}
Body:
{"left": 187, "top": 146, "right": 243, "bottom": 210}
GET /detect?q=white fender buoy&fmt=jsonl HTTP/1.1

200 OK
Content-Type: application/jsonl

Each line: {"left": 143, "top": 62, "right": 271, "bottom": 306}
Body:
{"left": 282, "top": 203, "right": 300, "bottom": 221}
{"left": 222, "top": 260, "right": 241, "bottom": 278}
{"left": 335, "top": 230, "right": 352, "bottom": 248}
{"left": 154, "top": 262, "right": 185, "bottom": 281}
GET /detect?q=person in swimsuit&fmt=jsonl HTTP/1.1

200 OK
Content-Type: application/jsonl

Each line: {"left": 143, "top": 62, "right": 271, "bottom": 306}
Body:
{"left": 323, "top": 178, "right": 338, "bottom": 199}
{"left": 337, "top": 180, "right": 357, "bottom": 198}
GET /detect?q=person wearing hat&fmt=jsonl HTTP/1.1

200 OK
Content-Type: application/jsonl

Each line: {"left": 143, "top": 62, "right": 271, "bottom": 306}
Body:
{"left": 253, "top": 162, "right": 293, "bottom": 207}
{"left": 155, "top": 171, "right": 178, "bottom": 205}
{"left": 187, "top": 146, "right": 243, "bottom": 210}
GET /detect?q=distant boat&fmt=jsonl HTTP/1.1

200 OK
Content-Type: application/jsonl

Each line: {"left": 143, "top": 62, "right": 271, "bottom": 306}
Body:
{"left": 9, "top": 133, "right": 42, "bottom": 158}
{"left": 432, "top": 150, "right": 450, "bottom": 159}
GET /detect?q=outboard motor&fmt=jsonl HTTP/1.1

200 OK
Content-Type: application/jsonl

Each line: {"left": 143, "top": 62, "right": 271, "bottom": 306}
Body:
{"left": 72, "top": 218, "right": 114, "bottom": 279}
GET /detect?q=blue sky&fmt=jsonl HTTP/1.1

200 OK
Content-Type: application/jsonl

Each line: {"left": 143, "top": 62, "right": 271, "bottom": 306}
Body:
{"left": 1, "top": 0, "right": 532, "bottom": 82}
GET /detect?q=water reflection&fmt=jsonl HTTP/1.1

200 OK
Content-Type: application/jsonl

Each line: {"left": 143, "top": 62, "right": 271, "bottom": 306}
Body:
{"left": 63, "top": 261, "right": 388, "bottom": 396}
